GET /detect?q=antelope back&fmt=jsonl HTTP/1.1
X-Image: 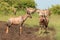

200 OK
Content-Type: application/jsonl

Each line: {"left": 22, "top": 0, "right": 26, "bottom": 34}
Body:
{"left": 36, "top": 9, "right": 45, "bottom": 16}
{"left": 8, "top": 16, "right": 23, "bottom": 24}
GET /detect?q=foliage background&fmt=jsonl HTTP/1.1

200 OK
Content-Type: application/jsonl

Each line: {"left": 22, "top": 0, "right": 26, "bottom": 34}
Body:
{"left": 0, "top": 0, "right": 36, "bottom": 15}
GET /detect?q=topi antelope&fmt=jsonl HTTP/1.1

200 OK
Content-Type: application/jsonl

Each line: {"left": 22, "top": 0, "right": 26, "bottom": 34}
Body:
{"left": 36, "top": 9, "right": 49, "bottom": 33}
{"left": 6, "top": 12, "right": 32, "bottom": 35}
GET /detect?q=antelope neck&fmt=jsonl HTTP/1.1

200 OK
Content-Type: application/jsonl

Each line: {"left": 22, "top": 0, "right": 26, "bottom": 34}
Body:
{"left": 22, "top": 14, "right": 29, "bottom": 22}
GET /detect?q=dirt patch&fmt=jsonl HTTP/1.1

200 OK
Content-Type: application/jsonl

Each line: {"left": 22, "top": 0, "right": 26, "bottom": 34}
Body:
{"left": 0, "top": 21, "right": 56, "bottom": 40}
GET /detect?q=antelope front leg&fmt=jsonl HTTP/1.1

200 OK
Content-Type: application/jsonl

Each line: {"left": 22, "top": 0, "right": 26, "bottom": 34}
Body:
{"left": 20, "top": 26, "right": 22, "bottom": 35}
{"left": 6, "top": 26, "right": 8, "bottom": 34}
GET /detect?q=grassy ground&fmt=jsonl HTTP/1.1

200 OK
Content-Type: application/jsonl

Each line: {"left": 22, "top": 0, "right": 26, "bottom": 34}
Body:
{"left": 49, "top": 14, "right": 60, "bottom": 40}
{"left": 0, "top": 10, "right": 60, "bottom": 40}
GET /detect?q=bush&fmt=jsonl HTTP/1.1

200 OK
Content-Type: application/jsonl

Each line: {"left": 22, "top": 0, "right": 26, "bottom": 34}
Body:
{"left": 18, "top": 0, "right": 36, "bottom": 9}
{"left": 0, "top": 0, "right": 36, "bottom": 15}
{"left": 49, "top": 4, "right": 60, "bottom": 15}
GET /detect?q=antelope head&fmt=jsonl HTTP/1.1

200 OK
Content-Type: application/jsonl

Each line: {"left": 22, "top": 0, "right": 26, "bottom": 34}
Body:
{"left": 26, "top": 7, "right": 37, "bottom": 14}
{"left": 44, "top": 9, "right": 51, "bottom": 16}
{"left": 27, "top": 11, "right": 32, "bottom": 18}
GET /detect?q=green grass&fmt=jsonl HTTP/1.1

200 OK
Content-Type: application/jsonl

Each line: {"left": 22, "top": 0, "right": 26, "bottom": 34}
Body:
{"left": 0, "top": 10, "right": 60, "bottom": 40}
{"left": 49, "top": 14, "right": 60, "bottom": 40}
